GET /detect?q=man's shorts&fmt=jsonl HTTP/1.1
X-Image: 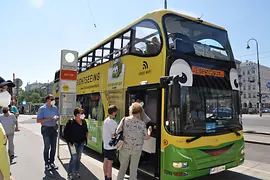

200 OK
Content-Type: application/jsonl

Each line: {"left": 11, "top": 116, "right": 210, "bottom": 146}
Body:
{"left": 104, "top": 149, "right": 116, "bottom": 161}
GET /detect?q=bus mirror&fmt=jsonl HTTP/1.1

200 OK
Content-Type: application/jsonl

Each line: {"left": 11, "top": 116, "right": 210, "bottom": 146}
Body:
{"left": 160, "top": 76, "right": 173, "bottom": 88}
{"left": 170, "top": 75, "right": 181, "bottom": 107}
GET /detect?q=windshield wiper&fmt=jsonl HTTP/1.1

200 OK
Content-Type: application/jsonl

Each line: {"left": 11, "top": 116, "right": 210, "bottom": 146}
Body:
{"left": 186, "top": 125, "right": 241, "bottom": 143}
{"left": 226, "top": 126, "right": 241, "bottom": 137}
{"left": 186, "top": 135, "right": 203, "bottom": 143}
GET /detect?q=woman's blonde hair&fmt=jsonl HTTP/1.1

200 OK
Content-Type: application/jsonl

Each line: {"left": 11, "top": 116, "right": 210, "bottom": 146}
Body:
{"left": 129, "top": 102, "right": 143, "bottom": 117}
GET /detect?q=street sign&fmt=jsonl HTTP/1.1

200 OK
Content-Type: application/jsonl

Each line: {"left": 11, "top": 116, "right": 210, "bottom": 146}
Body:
{"left": 15, "top": 78, "right": 23, "bottom": 87}
{"left": 266, "top": 82, "right": 270, "bottom": 88}
{"left": 59, "top": 49, "right": 78, "bottom": 125}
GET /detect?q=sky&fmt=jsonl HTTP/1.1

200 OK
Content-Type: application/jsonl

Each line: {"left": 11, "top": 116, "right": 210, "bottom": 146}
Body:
{"left": 1, "top": 0, "right": 270, "bottom": 88}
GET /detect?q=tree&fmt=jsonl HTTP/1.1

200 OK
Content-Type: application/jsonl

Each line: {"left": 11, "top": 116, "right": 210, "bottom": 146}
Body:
{"left": 18, "top": 89, "right": 44, "bottom": 104}
{"left": 18, "top": 90, "right": 26, "bottom": 104}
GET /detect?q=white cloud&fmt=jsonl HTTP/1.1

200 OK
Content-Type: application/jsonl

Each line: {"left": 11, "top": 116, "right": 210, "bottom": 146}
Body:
{"left": 30, "top": 0, "right": 44, "bottom": 9}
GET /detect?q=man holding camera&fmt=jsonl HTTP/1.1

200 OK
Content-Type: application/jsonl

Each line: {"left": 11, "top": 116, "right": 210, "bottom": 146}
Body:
{"left": 37, "top": 94, "right": 59, "bottom": 171}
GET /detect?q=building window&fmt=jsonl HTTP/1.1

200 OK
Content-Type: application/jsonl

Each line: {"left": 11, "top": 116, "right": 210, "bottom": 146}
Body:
{"left": 243, "top": 86, "right": 246, "bottom": 90}
{"left": 253, "top": 85, "right": 256, "bottom": 90}
{"left": 249, "top": 93, "right": 251, "bottom": 98}
{"left": 244, "top": 94, "right": 246, "bottom": 98}
{"left": 248, "top": 85, "right": 251, "bottom": 90}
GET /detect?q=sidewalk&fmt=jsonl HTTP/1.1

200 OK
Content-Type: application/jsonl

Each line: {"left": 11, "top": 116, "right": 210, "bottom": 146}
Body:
{"left": 244, "top": 133, "right": 270, "bottom": 145}
{"left": 12, "top": 122, "right": 119, "bottom": 180}
{"left": 14, "top": 115, "right": 270, "bottom": 180}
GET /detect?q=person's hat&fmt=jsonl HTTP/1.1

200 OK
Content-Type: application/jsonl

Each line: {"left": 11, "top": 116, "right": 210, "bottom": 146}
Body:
{"left": 0, "top": 76, "right": 15, "bottom": 88}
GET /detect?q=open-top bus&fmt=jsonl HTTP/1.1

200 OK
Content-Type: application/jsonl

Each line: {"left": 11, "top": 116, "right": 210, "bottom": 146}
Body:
{"left": 54, "top": 9, "right": 244, "bottom": 179}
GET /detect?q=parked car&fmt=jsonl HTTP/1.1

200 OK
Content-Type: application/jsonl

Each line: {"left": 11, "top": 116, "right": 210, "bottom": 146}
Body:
{"left": 263, "top": 108, "right": 270, "bottom": 113}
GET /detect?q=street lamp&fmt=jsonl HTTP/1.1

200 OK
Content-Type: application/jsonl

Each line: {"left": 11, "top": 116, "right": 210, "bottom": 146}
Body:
{"left": 246, "top": 38, "right": 262, "bottom": 117}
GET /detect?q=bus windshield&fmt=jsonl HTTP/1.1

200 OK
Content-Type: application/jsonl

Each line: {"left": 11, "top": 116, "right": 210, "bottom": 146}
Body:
{"left": 166, "top": 87, "right": 242, "bottom": 136}
{"left": 163, "top": 14, "right": 233, "bottom": 61}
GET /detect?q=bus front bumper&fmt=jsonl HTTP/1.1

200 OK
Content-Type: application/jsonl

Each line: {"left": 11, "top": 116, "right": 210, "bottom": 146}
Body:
{"left": 162, "top": 158, "right": 244, "bottom": 180}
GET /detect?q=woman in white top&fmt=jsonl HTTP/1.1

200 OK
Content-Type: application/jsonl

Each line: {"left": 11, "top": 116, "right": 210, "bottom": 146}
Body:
{"left": 116, "top": 102, "right": 152, "bottom": 180}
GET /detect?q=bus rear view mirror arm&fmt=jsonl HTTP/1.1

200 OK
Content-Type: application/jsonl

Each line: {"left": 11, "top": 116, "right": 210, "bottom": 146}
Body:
{"left": 160, "top": 75, "right": 181, "bottom": 107}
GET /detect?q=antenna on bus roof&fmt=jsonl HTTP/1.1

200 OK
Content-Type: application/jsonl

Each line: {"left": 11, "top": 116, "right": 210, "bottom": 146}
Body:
{"left": 85, "top": 0, "right": 97, "bottom": 28}
{"left": 164, "top": 0, "right": 168, "bottom": 9}
{"left": 197, "top": 14, "right": 204, "bottom": 22}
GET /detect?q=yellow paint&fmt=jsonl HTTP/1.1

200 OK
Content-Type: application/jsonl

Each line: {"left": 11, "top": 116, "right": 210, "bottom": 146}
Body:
{"left": 0, "top": 124, "right": 10, "bottom": 180}
{"left": 53, "top": 81, "right": 60, "bottom": 98}
{"left": 160, "top": 127, "right": 243, "bottom": 150}
{"left": 63, "top": 84, "right": 69, "bottom": 91}
{"left": 76, "top": 64, "right": 106, "bottom": 94}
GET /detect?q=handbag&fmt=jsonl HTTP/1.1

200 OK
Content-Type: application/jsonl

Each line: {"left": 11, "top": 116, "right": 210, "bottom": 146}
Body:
{"left": 109, "top": 118, "right": 125, "bottom": 150}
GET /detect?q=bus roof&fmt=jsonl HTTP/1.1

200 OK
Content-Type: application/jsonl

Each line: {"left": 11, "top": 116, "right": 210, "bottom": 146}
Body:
{"left": 79, "top": 9, "right": 226, "bottom": 59}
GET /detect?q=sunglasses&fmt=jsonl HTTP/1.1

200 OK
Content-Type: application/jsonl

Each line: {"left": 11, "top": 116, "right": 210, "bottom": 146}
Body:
{"left": 50, "top": 99, "right": 55, "bottom": 101}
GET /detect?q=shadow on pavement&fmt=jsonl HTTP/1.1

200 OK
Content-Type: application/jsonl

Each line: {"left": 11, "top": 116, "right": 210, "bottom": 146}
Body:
{"left": 43, "top": 169, "right": 66, "bottom": 180}
{"left": 61, "top": 162, "right": 99, "bottom": 180}
{"left": 193, "top": 170, "right": 263, "bottom": 180}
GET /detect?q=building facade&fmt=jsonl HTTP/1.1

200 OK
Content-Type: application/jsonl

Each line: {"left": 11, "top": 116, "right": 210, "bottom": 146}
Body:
{"left": 239, "top": 60, "right": 270, "bottom": 110}
{"left": 25, "top": 81, "right": 54, "bottom": 95}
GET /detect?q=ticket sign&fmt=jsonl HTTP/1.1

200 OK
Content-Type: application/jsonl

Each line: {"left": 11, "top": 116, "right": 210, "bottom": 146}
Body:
{"left": 60, "top": 70, "right": 77, "bottom": 80}
{"left": 59, "top": 49, "right": 78, "bottom": 125}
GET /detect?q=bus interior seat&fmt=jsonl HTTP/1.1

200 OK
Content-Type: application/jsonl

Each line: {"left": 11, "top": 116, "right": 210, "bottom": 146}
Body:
{"left": 173, "top": 33, "right": 195, "bottom": 53}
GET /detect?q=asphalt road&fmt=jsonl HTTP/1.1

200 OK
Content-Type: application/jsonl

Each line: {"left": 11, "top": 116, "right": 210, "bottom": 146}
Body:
{"left": 242, "top": 114, "right": 270, "bottom": 133}
{"left": 9, "top": 115, "right": 270, "bottom": 180}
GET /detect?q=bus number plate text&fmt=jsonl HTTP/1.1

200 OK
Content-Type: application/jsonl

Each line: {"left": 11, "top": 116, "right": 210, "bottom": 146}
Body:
{"left": 210, "top": 165, "right": 225, "bottom": 174}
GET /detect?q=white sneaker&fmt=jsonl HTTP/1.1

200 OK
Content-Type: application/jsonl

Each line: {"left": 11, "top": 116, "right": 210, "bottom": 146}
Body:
{"left": 75, "top": 171, "right": 80, "bottom": 178}
{"left": 67, "top": 174, "right": 73, "bottom": 180}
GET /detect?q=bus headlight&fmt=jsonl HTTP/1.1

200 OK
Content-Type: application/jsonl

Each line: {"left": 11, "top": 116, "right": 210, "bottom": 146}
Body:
{"left": 172, "top": 162, "right": 188, "bottom": 168}
{"left": 241, "top": 149, "right": 244, "bottom": 154}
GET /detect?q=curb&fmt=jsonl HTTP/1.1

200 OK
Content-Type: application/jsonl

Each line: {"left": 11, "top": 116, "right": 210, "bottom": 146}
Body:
{"left": 244, "top": 140, "right": 270, "bottom": 146}
{"left": 243, "top": 131, "right": 270, "bottom": 136}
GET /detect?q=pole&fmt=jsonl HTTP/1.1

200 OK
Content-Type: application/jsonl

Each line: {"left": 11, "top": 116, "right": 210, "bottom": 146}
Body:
{"left": 256, "top": 42, "right": 262, "bottom": 117}
{"left": 164, "top": 0, "right": 167, "bottom": 9}
{"left": 12, "top": 73, "right": 15, "bottom": 97}
{"left": 16, "top": 79, "right": 19, "bottom": 107}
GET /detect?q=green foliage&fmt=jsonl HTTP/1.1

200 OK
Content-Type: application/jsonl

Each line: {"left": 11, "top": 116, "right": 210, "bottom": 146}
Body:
{"left": 18, "top": 88, "right": 46, "bottom": 104}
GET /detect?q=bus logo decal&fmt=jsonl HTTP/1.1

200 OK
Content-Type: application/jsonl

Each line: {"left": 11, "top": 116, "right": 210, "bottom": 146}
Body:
{"left": 143, "top": 61, "right": 148, "bottom": 70}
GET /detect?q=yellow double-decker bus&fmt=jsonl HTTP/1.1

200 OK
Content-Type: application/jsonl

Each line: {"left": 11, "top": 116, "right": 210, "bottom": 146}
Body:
{"left": 55, "top": 9, "right": 244, "bottom": 179}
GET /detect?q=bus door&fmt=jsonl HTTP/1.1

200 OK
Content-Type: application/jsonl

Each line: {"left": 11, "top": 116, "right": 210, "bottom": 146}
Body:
{"left": 126, "top": 84, "right": 161, "bottom": 178}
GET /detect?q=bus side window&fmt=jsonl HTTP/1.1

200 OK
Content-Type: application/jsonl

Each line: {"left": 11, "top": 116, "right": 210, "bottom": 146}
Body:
{"left": 122, "top": 31, "right": 131, "bottom": 55}
{"left": 131, "top": 20, "right": 161, "bottom": 56}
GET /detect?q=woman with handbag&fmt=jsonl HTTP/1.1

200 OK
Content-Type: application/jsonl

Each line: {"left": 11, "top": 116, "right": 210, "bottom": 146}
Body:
{"left": 116, "top": 102, "right": 152, "bottom": 180}
{"left": 64, "top": 108, "right": 88, "bottom": 180}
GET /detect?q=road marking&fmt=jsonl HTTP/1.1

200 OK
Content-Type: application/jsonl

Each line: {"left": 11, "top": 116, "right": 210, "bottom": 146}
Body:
{"left": 240, "top": 165, "right": 270, "bottom": 175}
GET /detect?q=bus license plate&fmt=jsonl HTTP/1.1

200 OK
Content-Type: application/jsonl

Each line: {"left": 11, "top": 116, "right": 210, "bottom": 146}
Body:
{"left": 210, "top": 165, "right": 225, "bottom": 174}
